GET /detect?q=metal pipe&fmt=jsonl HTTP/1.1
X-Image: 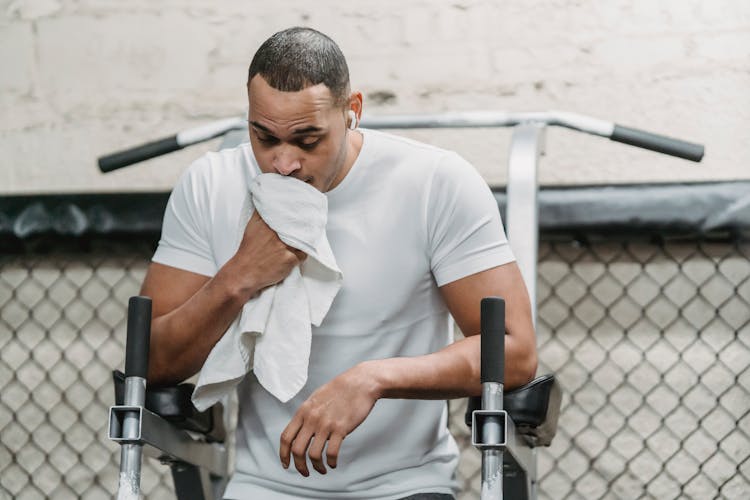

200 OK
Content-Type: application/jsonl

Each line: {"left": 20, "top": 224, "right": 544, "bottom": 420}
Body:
{"left": 360, "top": 110, "right": 614, "bottom": 136}
{"left": 506, "top": 124, "right": 545, "bottom": 325}
{"left": 100, "top": 109, "right": 704, "bottom": 171}
{"left": 116, "top": 297, "right": 151, "bottom": 500}
{"left": 177, "top": 117, "right": 247, "bottom": 146}
{"left": 481, "top": 382, "right": 504, "bottom": 500}
{"left": 118, "top": 444, "right": 144, "bottom": 500}
{"left": 181, "top": 110, "right": 615, "bottom": 138}
{"left": 118, "top": 376, "right": 146, "bottom": 499}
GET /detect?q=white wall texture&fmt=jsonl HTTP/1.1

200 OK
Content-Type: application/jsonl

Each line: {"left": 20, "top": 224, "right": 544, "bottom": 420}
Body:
{"left": 0, "top": 0, "right": 748, "bottom": 194}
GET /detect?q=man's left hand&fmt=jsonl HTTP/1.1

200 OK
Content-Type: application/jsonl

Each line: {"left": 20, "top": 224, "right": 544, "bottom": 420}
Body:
{"left": 279, "top": 362, "right": 379, "bottom": 476}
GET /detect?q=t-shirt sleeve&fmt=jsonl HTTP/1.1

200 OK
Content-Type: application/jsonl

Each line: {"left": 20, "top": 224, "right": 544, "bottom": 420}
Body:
{"left": 427, "top": 151, "right": 515, "bottom": 287}
{"left": 152, "top": 157, "right": 217, "bottom": 277}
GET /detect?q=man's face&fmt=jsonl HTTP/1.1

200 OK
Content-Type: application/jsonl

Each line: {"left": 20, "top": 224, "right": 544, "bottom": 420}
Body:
{"left": 247, "top": 75, "right": 350, "bottom": 192}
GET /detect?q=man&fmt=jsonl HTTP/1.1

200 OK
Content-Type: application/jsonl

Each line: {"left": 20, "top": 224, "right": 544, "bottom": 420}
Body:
{"left": 142, "top": 27, "right": 536, "bottom": 499}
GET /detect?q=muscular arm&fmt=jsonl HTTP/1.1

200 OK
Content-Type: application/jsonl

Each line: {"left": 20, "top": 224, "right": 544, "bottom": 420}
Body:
{"left": 141, "top": 263, "right": 246, "bottom": 386}
{"left": 372, "top": 261, "right": 537, "bottom": 398}
{"left": 142, "top": 211, "right": 306, "bottom": 386}
{"left": 280, "top": 261, "right": 537, "bottom": 476}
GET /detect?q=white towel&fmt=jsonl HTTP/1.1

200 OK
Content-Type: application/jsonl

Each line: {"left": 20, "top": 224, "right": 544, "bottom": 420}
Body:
{"left": 192, "top": 173, "right": 343, "bottom": 410}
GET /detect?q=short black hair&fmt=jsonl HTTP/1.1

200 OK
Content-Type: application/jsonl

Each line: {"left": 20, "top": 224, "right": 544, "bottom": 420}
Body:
{"left": 247, "top": 27, "right": 350, "bottom": 106}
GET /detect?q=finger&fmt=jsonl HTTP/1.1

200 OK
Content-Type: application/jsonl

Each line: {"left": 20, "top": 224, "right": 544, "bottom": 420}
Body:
{"left": 307, "top": 431, "right": 331, "bottom": 475}
{"left": 291, "top": 426, "right": 315, "bottom": 477}
{"left": 279, "top": 416, "right": 303, "bottom": 470}
{"left": 326, "top": 433, "right": 345, "bottom": 470}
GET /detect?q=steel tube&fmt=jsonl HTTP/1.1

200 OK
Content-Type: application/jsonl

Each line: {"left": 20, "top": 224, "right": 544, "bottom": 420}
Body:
{"left": 122, "top": 377, "right": 146, "bottom": 444}
{"left": 481, "top": 382, "right": 504, "bottom": 500}
{"left": 104, "top": 109, "right": 619, "bottom": 144}
{"left": 360, "top": 110, "right": 614, "bottom": 135}
{"left": 506, "top": 124, "right": 545, "bottom": 325}
{"left": 117, "top": 376, "right": 146, "bottom": 499}
{"left": 177, "top": 117, "right": 247, "bottom": 146}
{"left": 139, "top": 408, "right": 228, "bottom": 476}
{"left": 118, "top": 444, "right": 143, "bottom": 500}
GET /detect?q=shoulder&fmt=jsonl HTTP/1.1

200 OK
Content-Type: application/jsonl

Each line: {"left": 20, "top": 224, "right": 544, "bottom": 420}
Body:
{"left": 182, "top": 142, "right": 255, "bottom": 189}
{"left": 361, "top": 129, "right": 472, "bottom": 184}
{"left": 363, "top": 128, "right": 448, "bottom": 164}
{"left": 173, "top": 143, "right": 255, "bottom": 204}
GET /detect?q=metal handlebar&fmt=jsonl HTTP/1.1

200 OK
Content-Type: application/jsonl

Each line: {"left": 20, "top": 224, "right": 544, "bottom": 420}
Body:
{"left": 97, "top": 110, "right": 704, "bottom": 172}
{"left": 125, "top": 297, "right": 152, "bottom": 379}
{"left": 476, "top": 297, "right": 507, "bottom": 499}
{"left": 114, "top": 296, "right": 152, "bottom": 500}
{"left": 363, "top": 111, "right": 704, "bottom": 162}
{"left": 98, "top": 118, "right": 246, "bottom": 172}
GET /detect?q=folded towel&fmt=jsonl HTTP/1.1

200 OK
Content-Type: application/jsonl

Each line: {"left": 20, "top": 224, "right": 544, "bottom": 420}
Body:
{"left": 192, "top": 173, "right": 343, "bottom": 409}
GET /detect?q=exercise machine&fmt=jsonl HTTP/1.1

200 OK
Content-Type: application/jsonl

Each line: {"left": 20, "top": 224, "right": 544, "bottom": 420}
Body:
{"left": 104, "top": 110, "right": 703, "bottom": 499}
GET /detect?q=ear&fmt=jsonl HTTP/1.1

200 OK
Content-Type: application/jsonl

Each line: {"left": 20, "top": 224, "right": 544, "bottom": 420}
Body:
{"left": 347, "top": 91, "right": 364, "bottom": 123}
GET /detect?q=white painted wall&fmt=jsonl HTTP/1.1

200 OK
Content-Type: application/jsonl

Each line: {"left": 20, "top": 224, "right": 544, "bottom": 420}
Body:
{"left": 1, "top": 0, "right": 748, "bottom": 194}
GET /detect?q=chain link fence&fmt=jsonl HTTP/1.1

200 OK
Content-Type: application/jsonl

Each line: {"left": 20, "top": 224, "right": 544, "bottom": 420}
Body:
{"left": 1, "top": 236, "right": 749, "bottom": 499}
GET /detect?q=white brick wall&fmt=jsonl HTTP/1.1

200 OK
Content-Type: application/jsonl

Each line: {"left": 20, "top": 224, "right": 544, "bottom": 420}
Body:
{"left": 1, "top": 0, "right": 748, "bottom": 194}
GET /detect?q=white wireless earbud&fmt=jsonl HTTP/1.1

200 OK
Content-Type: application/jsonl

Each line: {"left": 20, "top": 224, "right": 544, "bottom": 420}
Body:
{"left": 347, "top": 110, "right": 358, "bottom": 130}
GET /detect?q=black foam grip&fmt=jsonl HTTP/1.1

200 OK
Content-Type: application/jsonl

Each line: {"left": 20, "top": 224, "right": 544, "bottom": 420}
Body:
{"left": 125, "top": 296, "right": 152, "bottom": 379}
{"left": 611, "top": 125, "right": 704, "bottom": 162}
{"left": 480, "top": 297, "right": 505, "bottom": 384}
{"left": 98, "top": 136, "right": 181, "bottom": 172}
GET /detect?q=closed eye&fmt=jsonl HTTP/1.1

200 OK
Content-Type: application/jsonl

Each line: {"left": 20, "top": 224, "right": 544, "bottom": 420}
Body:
{"left": 297, "top": 137, "right": 322, "bottom": 150}
{"left": 254, "top": 130, "right": 279, "bottom": 145}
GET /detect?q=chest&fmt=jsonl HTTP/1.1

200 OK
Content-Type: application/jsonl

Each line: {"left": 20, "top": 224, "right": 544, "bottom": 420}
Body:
{"left": 322, "top": 195, "right": 438, "bottom": 334}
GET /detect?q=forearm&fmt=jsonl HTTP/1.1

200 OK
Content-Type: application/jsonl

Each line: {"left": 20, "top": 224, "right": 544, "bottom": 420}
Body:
{"left": 147, "top": 265, "right": 257, "bottom": 386}
{"left": 369, "top": 333, "right": 537, "bottom": 400}
{"left": 145, "top": 212, "right": 306, "bottom": 385}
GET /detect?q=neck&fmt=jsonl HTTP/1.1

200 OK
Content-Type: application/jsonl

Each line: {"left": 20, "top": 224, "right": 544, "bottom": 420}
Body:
{"left": 345, "top": 128, "right": 364, "bottom": 171}
{"left": 328, "top": 129, "right": 363, "bottom": 192}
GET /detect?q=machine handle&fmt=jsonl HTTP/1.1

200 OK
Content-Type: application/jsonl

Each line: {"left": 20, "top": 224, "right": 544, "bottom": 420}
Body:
{"left": 611, "top": 124, "right": 704, "bottom": 162}
{"left": 480, "top": 297, "right": 505, "bottom": 384}
{"left": 125, "top": 296, "right": 152, "bottom": 379}
{"left": 98, "top": 136, "right": 182, "bottom": 172}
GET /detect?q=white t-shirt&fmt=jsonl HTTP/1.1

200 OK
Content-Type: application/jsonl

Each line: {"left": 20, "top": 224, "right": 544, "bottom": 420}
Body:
{"left": 153, "top": 128, "right": 515, "bottom": 499}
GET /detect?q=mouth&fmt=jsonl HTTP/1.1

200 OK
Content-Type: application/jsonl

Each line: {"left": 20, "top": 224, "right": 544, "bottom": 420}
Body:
{"left": 286, "top": 173, "right": 316, "bottom": 188}
{"left": 288, "top": 174, "right": 313, "bottom": 185}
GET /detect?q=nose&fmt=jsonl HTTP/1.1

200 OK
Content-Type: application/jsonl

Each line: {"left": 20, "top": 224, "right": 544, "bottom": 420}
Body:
{"left": 272, "top": 147, "right": 302, "bottom": 176}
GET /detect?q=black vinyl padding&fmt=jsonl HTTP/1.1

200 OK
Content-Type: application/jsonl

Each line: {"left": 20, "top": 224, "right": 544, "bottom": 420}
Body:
{"left": 4, "top": 182, "right": 750, "bottom": 249}
{"left": 112, "top": 370, "right": 560, "bottom": 447}
{"left": 465, "top": 374, "right": 562, "bottom": 447}
{"left": 112, "top": 370, "right": 225, "bottom": 442}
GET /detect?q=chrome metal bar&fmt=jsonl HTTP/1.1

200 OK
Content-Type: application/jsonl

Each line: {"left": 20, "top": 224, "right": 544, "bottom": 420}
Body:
{"left": 102, "top": 108, "right": 705, "bottom": 172}
{"left": 123, "top": 377, "right": 146, "bottom": 408}
{"left": 138, "top": 408, "right": 228, "bottom": 476}
{"left": 480, "top": 382, "right": 504, "bottom": 500}
{"left": 360, "top": 110, "right": 614, "bottom": 136}
{"left": 176, "top": 117, "right": 247, "bottom": 146}
{"left": 482, "top": 382, "right": 504, "bottom": 411}
{"left": 506, "top": 124, "right": 545, "bottom": 325}
{"left": 118, "top": 444, "right": 143, "bottom": 499}
{"left": 110, "top": 404, "right": 228, "bottom": 478}
{"left": 118, "top": 376, "right": 146, "bottom": 499}
{"left": 151, "top": 110, "right": 616, "bottom": 142}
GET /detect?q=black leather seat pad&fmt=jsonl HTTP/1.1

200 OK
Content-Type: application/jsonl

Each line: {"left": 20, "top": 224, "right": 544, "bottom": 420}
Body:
{"left": 464, "top": 374, "right": 561, "bottom": 447}
{"left": 112, "top": 370, "right": 224, "bottom": 441}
